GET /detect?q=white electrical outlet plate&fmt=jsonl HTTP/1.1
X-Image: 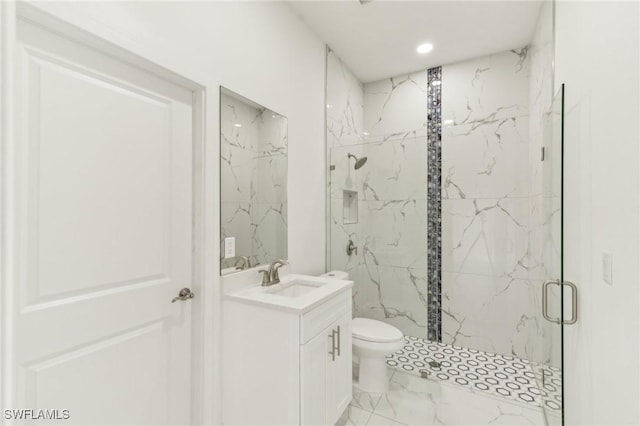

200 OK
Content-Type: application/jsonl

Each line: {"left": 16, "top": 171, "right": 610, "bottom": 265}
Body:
{"left": 602, "top": 251, "right": 613, "bottom": 285}
{"left": 224, "top": 237, "right": 236, "bottom": 259}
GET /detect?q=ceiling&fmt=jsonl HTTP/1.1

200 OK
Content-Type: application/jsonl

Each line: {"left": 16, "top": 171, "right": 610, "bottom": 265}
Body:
{"left": 288, "top": 0, "right": 543, "bottom": 83}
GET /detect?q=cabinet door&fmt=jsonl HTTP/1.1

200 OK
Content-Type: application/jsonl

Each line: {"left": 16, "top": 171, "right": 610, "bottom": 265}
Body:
{"left": 300, "top": 327, "right": 329, "bottom": 425}
{"left": 326, "top": 311, "right": 352, "bottom": 425}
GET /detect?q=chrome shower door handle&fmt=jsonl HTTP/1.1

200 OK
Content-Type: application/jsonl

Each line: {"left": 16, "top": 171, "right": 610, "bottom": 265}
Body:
{"left": 562, "top": 280, "right": 578, "bottom": 325}
{"left": 542, "top": 279, "right": 578, "bottom": 325}
{"left": 542, "top": 279, "right": 561, "bottom": 324}
{"left": 171, "top": 287, "right": 194, "bottom": 303}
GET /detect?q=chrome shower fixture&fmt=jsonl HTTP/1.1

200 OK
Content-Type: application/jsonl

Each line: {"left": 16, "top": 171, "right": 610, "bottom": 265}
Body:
{"left": 347, "top": 153, "right": 368, "bottom": 170}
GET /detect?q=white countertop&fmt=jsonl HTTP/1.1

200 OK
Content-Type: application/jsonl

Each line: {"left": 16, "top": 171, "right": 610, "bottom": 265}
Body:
{"left": 224, "top": 273, "right": 353, "bottom": 314}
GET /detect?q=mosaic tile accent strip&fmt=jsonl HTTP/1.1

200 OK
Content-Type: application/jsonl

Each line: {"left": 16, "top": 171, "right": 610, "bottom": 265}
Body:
{"left": 426, "top": 66, "right": 442, "bottom": 341}
{"left": 386, "top": 336, "right": 562, "bottom": 411}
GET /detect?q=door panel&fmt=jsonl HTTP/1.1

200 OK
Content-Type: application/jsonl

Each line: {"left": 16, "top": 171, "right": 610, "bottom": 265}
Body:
{"left": 9, "top": 19, "right": 194, "bottom": 425}
{"left": 27, "top": 50, "right": 175, "bottom": 301}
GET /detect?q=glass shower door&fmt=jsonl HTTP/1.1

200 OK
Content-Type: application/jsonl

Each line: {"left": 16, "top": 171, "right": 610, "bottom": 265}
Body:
{"left": 539, "top": 85, "right": 565, "bottom": 425}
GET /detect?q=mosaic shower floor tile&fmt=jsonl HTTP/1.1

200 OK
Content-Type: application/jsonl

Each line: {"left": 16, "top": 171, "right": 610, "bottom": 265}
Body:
{"left": 385, "top": 336, "right": 561, "bottom": 411}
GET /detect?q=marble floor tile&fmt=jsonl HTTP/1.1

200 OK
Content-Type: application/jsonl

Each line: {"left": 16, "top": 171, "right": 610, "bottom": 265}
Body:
{"left": 351, "top": 384, "right": 383, "bottom": 412}
{"left": 337, "top": 405, "right": 373, "bottom": 426}
{"left": 373, "top": 371, "right": 545, "bottom": 426}
{"left": 365, "top": 413, "right": 408, "bottom": 426}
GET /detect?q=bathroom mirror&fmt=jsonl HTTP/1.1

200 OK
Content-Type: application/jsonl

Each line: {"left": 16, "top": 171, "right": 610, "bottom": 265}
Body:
{"left": 219, "top": 87, "right": 288, "bottom": 275}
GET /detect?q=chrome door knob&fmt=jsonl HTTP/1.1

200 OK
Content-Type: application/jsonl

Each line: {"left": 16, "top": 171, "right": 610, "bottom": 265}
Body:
{"left": 171, "top": 288, "right": 194, "bottom": 303}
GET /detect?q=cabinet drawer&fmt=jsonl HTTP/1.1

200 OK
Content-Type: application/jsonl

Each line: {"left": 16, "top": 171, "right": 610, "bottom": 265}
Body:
{"left": 300, "top": 290, "right": 351, "bottom": 344}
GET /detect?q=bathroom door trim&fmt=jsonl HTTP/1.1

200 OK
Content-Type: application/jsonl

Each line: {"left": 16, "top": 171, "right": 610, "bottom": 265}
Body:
{"left": 0, "top": 3, "right": 213, "bottom": 423}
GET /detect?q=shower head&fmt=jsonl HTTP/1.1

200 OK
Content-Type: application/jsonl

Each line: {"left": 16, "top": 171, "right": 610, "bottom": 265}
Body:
{"left": 348, "top": 153, "right": 368, "bottom": 170}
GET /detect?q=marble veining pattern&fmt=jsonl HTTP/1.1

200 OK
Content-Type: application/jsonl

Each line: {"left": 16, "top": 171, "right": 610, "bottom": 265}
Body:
{"left": 427, "top": 66, "right": 442, "bottom": 342}
{"left": 363, "top": 71, "right": 428, "bottom": 136}
{"left": 220, "top": 93, "right": 287, "bottom": 269}
{"left": 526, "top": 3, "right": 562, "bottom": 416}
{"left": 329, "top": 133, "right": 429, "bottom": 339}
{"left": 327, "top": 47, "right": 364, "bottom": 148}
{"left": 338, "top": 367, "right": 546, "bottom": 426}
{"left": 440, "top": 48, "right": 535, "bottom": 359}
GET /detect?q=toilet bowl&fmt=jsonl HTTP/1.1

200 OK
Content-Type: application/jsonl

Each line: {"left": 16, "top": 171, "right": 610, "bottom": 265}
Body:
{"left": 352, "top": 318, "right": 404, "bottom": 392}
{"left": 319, "top": 271, "right": 405, "bottom": 393}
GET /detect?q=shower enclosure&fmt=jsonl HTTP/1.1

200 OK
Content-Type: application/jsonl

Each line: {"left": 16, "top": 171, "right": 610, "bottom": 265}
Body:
{"left": 326, "top": 68, "right": 569, "bottom": 424}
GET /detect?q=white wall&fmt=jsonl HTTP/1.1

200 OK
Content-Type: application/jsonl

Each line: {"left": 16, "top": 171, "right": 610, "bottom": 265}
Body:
{"left": 555, "top": 1, "right": 640, "bottom": 424}
{"left": 23, "top": 2, "right": 326, "bottom": 424}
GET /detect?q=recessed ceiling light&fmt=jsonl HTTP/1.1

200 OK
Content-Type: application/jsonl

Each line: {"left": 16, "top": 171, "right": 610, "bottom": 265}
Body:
{"left": 416, "top": 43, "right": 433, "bottom": 54}
{"left": 233, "top": 123, "right": 242, "bottom": 128}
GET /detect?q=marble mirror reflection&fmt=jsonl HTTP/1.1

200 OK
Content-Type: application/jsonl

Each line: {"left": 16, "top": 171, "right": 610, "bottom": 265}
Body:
{"left": 219, "top": 87, "right": 288, "bottom": 275}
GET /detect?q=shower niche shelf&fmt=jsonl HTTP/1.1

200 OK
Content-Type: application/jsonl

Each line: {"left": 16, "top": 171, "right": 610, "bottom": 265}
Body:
{"left": 343, "top": 190, "right": 358, "bottom": 224}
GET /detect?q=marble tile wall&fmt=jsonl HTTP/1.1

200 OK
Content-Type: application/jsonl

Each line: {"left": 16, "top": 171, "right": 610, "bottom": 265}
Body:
{"left": 326, "top": 48, "right": 365, "bottom": 286}
{"left": 221, "top": 93, "right": 287, "bottom": 269}
{"left": 326, "top": 45, "right": 544, "bottom": 361}
{"left": 363, "top": 70, "right": 428, "bottom": 136}
{"left": 440, "top": 49, "right": 535, "bottom": 358}
{"left": 327, "top": 47, "right": 364, "bottom": 148}
{"left": 327, "top": 48, "right": 430, "bottom": 337}
{"left": 344, "top": 72, "right": 430, "bottom": 338}
{"left": 527, "top": 0, "right": 557, "bottom": 369}
{"left": 329, "top": 135, "right": 429, "bottom": 338}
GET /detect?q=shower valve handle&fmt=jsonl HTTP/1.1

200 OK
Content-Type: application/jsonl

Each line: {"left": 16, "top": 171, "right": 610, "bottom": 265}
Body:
{"left": 346, "top": 240, "right": 357, "bottom": 256}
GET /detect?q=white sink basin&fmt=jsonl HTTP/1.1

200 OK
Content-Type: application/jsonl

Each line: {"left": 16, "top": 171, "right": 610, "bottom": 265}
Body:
{"left": 266, "top": 280, "right": 324, "bottom": 297}
{"left": 225, "top": 273, "right": 353, "bottom": 313}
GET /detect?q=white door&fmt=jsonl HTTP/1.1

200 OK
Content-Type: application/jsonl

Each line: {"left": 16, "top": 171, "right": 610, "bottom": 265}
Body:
{"left": 5, "top": 18, "right": 195, "bottom": 425}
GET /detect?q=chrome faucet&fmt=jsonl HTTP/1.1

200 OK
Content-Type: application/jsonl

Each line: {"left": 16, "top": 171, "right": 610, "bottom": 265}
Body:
{"left": 258, "top": 259, "right": 288, "bottom": 286}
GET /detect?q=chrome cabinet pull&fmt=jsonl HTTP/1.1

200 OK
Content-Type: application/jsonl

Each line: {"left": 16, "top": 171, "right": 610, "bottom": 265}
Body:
{"left": 336, "top": 325, "right": 341, "bottom": 357}
{"left": 171, "top": 288, "right": 194, "bottom": 303}
{"left": 328, "top": 329, "right": 337, "bottom": 361}
{"left": 542, "top": 279, "right": 561, "bottom": 324}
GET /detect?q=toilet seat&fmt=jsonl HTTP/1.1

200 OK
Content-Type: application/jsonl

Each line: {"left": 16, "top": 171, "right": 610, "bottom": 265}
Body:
{"left": 352, "top": 318, "right": 403, "bottom": 343}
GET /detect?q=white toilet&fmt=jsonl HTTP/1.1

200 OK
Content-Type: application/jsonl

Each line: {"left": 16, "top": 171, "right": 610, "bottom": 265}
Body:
{"left": 321, "top": 271, "right": 405, "bottom": 393}
{"left": 352, "top": 317, "right": 404, "bottom": 392}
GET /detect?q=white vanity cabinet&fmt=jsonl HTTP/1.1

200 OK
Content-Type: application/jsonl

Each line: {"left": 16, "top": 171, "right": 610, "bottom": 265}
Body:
{"left": 301, "top": 310, "right": 352, "bottom": 425}
{"left": 222, "top": 279, "right": 352, "bottom": 426}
